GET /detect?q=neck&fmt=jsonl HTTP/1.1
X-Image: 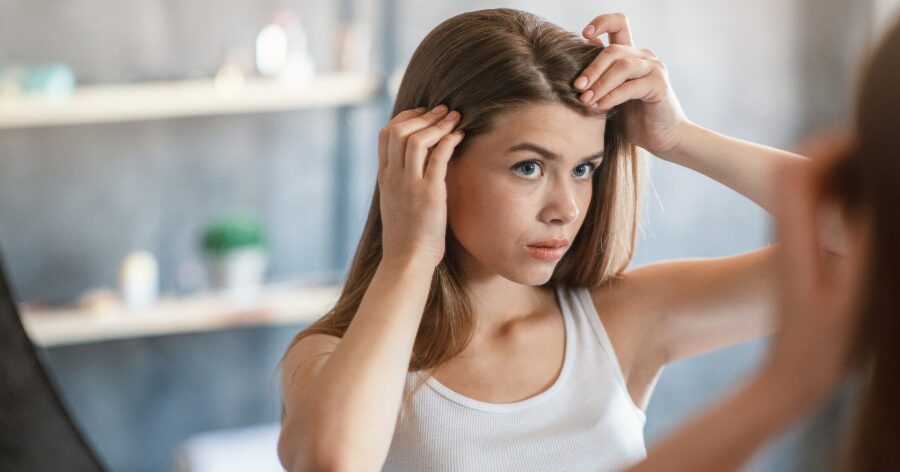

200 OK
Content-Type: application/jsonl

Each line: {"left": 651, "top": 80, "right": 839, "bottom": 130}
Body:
{"left": 452, "top": 246, "right": 557, "bottom": 337}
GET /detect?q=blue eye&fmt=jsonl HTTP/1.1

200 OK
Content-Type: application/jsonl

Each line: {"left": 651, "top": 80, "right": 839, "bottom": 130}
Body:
{"left": 513, "top": 161, "right": 543, "bottom": 179}
{"left": 573, "top": 163, "right": 597, "bottom": 179}
{"left": 513, "top": 161, "right": 597, "bottom": 180}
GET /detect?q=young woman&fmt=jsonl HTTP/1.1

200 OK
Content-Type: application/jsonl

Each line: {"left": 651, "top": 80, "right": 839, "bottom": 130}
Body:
{"left": 629, "top": 19, "right": 900, "bottom": 472}
{"left": 278, "top": 9, "right": 803, "bottom": 471}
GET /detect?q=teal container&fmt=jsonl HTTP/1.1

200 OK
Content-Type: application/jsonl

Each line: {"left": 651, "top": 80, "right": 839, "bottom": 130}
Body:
{"left": 20, "top": 63, "right": 76, "bottom": 100}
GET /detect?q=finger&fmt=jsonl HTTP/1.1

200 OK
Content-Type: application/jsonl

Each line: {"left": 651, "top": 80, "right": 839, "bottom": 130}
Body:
{"left": 390, "top": 107, "right": 427, "bottom": 124}
{"left": 574, "top": 44, "right": 656, "bottom": 91}
{"left": 590, "top": 36, "right": 607, "bottom": 48}
{"left": 592, "top": 78, "right": 654, "bottom": 110}
{"left": 581, "top": 58, "right": 654, "bottom": 106}
{"left": 405, "top": 110, "right": 461, "bottom": 179}
{"left": 595, "top": 68, "right": 668, "bottom": 110}
{"left": 582, "top": 13, "right": 633, "bottom": 46}
{"left": 425, "top": 130, "right": 465, "bottom": 182}
{"left": 379, "top": 108, "right": 426, "bottom": 171}
{"left": 387, "top": 105, "right": 449, "bottom": 170}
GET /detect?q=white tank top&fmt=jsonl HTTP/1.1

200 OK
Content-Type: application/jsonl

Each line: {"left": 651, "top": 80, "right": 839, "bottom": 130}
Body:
{"left": 382, "top": 285, "right": 647, "bottom": 471}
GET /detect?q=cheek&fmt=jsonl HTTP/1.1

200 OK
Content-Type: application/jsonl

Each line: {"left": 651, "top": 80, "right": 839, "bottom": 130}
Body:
{"left": 577, "top": 184, "right": 594, "bottom": 224}
{"left": 448, "top": 179, "right": 532, "bottom": 249}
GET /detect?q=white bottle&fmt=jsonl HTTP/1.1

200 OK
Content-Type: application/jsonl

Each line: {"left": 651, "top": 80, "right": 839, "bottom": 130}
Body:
{"left": 119, "top": 251, "right": 159, "bottom": 311}
{"left": 255, "top": 9, "right": 315, "bottom": 85}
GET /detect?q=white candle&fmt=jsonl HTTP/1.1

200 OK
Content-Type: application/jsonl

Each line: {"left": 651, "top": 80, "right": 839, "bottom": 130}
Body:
{"left": 119, "top": 251, "right": 159, "bottom": 311}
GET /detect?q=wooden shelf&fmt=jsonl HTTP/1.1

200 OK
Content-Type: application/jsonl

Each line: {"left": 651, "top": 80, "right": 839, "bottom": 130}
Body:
{"left": 21, "top": 282, "right": 341, "bottom": 347}
{"left": 0, "top": 72, "right": 380, "bottom": 129}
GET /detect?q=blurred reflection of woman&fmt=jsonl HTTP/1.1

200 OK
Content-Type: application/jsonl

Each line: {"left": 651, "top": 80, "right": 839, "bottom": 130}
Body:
{"left": 630, "top": 19, "right": 900, "bottom": 472}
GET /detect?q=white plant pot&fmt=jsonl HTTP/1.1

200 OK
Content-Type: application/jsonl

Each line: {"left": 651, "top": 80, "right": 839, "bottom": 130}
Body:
{"left": 207, "top": 247, "right": 267, "bottom": 304}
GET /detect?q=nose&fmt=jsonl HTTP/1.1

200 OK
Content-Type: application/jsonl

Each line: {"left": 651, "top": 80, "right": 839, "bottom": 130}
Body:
{"left": 538, "top": 178, "right": 580, "bottom": 226}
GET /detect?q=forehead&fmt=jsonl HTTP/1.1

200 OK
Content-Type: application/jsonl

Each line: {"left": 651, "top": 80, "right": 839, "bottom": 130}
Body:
{"left": 477, "top": 103, "right": 606, "bottom": 158}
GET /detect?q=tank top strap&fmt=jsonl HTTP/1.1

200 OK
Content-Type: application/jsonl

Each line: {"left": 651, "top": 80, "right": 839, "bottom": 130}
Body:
{"left": 556, "top": 285, "right": 635, "bottom": 407}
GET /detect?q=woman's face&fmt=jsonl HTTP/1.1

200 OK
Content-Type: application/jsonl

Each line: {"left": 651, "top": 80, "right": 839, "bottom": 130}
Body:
{"left": 445, "top": 103, "right": 606, "bottom": 285}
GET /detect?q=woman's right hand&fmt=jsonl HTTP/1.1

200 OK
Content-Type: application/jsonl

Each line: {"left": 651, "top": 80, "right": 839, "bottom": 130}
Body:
{"left": 378, "top": 105, "right": 464, "bottom": 269}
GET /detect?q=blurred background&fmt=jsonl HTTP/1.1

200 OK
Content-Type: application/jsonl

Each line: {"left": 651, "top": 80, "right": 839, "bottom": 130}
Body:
{"left": 1, "top": 0, "right": 897, "bottom": 470}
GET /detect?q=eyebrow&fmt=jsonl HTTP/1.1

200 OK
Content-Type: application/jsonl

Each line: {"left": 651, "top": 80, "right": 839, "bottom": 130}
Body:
{"left": 506, "top": 142, "right": 604, "bottom": 162}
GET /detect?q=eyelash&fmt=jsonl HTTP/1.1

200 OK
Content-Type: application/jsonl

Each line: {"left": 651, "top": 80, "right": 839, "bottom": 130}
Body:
{"left": 511, "top": 160, "right": 600, "bottom": 180}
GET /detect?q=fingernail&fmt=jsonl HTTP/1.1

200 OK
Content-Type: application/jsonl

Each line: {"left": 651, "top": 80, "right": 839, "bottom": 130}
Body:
{"left": 446, "top": 111, "right": 460, "bottom": 121}
{"left": 574, "top": 76, "right": 588, "bottom": 90}
{"left": 431, "top": 104, "right": 448, "bottom": 114}
{"left": 580, "top": 90, "right": 594, "bottom": 103}
{"left": 415, "top": 107, "right": 427, "bottom": 113}
{"left": 583, "top": 25, "right": 595, "bottom": 37}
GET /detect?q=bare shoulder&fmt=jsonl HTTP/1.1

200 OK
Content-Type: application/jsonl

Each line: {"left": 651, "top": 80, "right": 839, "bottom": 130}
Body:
{"left": 281, "top": 333, "right": 341, "bottom": 407}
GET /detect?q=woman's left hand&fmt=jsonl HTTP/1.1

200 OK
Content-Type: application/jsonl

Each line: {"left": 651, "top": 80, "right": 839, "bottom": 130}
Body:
{"left": 576, "top": 13, "right": 689, "bottom": 157}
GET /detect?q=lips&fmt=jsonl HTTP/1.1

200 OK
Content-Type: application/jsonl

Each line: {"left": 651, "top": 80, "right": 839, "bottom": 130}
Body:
{"left": 526, "top": 245, "right": 568, "bottom": 261}
{"left": 527, "top": 238, "right": 569, "bottom": 249}
{"left": 526, "top": 239, "right": 569, "bottom": 261}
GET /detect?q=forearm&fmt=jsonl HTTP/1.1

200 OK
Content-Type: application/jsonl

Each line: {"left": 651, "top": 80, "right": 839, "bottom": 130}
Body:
{"left": 628, "top": 369, "right": 822, "bottom": 472}
{"left": 283, "top": 258, "right": 434, "bottom": 470}
{"left": 659, "top": 123, "right": 807, "bottom": 214}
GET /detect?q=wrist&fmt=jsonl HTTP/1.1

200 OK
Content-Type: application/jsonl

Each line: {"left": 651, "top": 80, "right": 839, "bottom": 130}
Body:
{"left": 378, "top": 254, "right": 437, "bottom": 280}
{"left": 652, "top": 120, "right": 701, "bottom": 162}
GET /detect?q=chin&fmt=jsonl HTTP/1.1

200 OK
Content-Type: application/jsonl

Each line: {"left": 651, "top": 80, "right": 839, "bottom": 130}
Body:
{"left": 498, "top": 259, "right": 557, "bottom": 286}
{"left": 453, "top": 240, "right": 557, "bottom": 286}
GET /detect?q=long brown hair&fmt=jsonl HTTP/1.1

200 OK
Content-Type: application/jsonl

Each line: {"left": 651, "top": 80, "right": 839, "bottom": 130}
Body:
{"left": 287, "top": 8, "right": 643, "bottom": 375}
{"left": 832, "top": 19, "right": 900, "bottom": 471}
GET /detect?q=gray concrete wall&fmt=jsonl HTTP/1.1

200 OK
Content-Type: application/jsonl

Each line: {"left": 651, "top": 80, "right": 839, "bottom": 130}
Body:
{"left": 0, "top": 0, "right": 877, "bottom": 470}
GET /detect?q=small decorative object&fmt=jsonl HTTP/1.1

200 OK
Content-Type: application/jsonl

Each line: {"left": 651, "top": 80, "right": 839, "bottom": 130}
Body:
{"left": 118, "top": 250, "right": 160, "bottom": 311}
{"left": 19, "top": 63, "right": 76, "bottom": 101}
{"left": 215, "top": 35, "right": 253, "bottom": 95}
{"left": 255, "top": 9, "right": 315, "bottom": 85}
{"left": 213, "top": 62, "right": 245, "bottom": 95}
{"left": 202, "top": 215, "right": 268, "bottom": 304}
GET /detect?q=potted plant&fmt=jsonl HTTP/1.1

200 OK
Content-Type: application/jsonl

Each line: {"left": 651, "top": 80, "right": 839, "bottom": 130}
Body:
{"left": 202, "top": 215, "right": 268, "bottom": 303}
